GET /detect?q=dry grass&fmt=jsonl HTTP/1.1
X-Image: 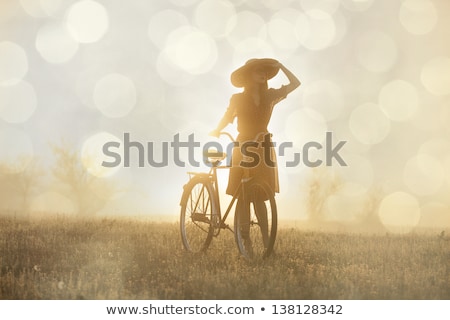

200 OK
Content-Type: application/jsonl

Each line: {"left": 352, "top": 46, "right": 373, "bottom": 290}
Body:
{"left": 0, "top": 216, "right": 448, "bottom": 300}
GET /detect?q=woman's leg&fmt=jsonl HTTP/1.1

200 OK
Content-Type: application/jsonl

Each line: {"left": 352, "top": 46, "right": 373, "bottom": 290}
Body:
{"left": 236, "top": 195, "right": 250, "bottom": 240}
{"left": 253, "top": 194, "right": 269, "bottom": 248}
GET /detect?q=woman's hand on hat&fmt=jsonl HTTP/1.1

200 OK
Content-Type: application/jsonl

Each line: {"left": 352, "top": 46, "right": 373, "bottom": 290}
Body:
{"left": 274, "top": 61, "right": 282, "bottom": 67}
{"left": 267, "top": 60, "right": 281, "bottom": 68}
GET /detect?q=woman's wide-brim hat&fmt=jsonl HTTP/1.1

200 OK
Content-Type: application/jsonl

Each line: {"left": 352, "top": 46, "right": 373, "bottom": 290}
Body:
{"left": 230, "top": 58, "right": 279, "bottom": 88}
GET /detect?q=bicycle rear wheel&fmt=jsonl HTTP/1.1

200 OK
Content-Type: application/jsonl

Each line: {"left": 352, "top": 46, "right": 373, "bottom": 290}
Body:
{"left": 234, "top": 178, "right": 277, "bottom": 260}
{"left": 180, "top": 176, "right": 218, "bottom": 253}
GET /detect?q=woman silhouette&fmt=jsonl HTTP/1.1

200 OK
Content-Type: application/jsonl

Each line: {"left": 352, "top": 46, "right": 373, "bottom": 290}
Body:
{"left": 210, "top": 58, "right": 300, "bottom": 247}
{"left": 210, "top": 58, "right": 300, "bottom": 196}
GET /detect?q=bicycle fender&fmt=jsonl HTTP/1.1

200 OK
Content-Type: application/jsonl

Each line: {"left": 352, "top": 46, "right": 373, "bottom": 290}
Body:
{"left": 179, "top": 174, "right": 212, "bottom": 206}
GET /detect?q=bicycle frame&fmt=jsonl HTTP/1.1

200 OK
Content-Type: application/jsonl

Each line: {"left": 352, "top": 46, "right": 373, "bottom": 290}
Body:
{"left": 185, "top": 131, "right": 253, "bottom": 235}
{"left": 187, "top": 160, "right": 244, "bottom": 235}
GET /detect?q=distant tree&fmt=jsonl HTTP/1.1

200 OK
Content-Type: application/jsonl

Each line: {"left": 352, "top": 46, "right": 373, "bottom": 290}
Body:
{"left": 51, "top": 142, "right": 117, "bottom": 216}
{"left": 0, "top": 163, "right": 12, "bottom": 211}
{"left": 356, "top": 186, "right": 385, "bottom": 231}
{"left": 0, "top": 156, "right": 42, "bottom": 216}
{"left": 305, "top": 167, "right": 340, "bottom": 223}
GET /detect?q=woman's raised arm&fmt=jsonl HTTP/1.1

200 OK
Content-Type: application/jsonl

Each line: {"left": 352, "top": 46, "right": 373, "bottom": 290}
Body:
{"left": 278, "top": 63, "right": 301, "bottom": 95}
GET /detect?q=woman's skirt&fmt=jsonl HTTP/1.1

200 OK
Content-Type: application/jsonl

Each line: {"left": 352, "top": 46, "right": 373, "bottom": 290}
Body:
{"left": 226, "top": 133, "right": 279, "bottom": 197}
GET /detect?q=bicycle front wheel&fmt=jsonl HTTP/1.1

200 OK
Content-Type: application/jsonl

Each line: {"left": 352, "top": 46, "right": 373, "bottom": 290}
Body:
{"left": 180, "top": 175, "right": 217, "bottom": 253}
{"left": 234, "top": 178, "right": 277, "bottom": 260}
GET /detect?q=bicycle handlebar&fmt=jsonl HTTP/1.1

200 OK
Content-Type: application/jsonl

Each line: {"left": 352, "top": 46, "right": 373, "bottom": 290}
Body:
{"left": 219, "top": 131, "right": 235, "bottom": 142}
{"left": 218, "top": 131, "right": 271, "bottom": 143}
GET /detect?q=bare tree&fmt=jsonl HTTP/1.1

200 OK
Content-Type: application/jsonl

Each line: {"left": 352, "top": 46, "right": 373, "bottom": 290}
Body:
{"left": 305, "top": 167, "right": 341, "bottom": 223}
{"left": 51, "top": 142, "right": 116, "bottom": 216}
{"left": 0, "top": 156, "right": 42, "bottom": 216}
{"left": 356, "top": 186, "right": 385, "bottom": 231}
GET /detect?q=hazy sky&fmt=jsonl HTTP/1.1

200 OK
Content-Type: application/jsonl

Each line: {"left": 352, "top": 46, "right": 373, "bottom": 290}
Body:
{"left": 0, "top": 0, "right": 449, "bottom": 231}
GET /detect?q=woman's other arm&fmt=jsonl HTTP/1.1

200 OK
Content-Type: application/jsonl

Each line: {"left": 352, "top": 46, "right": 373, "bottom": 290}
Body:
{"left": 209, "top": 116, "right": 230, "bottom": 137}
{"left": 209, "top": 95, "right": 237, "bottom": 137}
{"left": 278, "top": 63, "right": 301, "bottom": 95}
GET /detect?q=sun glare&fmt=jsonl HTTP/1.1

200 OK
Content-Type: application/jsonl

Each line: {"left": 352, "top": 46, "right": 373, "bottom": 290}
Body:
{"left": 81, "top": 132, "right": 122, "bottom": 178}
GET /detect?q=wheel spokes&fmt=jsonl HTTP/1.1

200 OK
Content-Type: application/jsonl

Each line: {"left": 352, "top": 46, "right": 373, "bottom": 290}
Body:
{"left": 181, "top": 179, "right": 215, "bottom": 253}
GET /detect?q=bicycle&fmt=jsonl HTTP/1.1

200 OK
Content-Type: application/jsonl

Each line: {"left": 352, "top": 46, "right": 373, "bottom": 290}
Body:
{"left": 179, "top": 132, "right": 278, "bottom": 260}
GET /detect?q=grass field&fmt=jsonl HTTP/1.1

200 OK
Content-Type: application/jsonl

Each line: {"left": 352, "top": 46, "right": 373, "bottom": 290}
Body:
{"left": 0, "top": 216, "right": 448, "bottom": 300}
